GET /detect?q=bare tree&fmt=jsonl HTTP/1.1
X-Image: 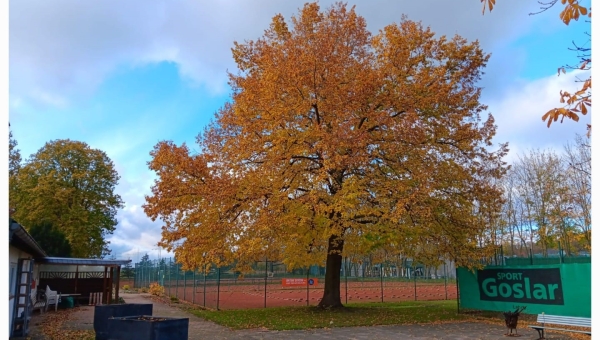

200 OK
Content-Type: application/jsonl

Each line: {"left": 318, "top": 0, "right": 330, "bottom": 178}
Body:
{"left": 563, "top": 134, "right": 591, "bottom": 250}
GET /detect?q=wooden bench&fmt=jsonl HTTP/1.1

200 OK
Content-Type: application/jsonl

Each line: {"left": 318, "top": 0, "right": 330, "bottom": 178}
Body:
{"left": 31, "top": 292, "right": 47, "bottom": 314}
{"left": 528, "top": 313, "right": 591, "bottom": 339}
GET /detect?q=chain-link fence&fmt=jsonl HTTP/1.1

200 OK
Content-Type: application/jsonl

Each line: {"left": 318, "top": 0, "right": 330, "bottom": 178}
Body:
{"left": 478, "top": 245, "right": 591, "bottom": 266}
{"left": 131, "top": 257, "right": 457, "bottom": 310}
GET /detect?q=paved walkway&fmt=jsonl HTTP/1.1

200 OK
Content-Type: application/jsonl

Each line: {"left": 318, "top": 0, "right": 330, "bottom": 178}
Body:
{"left": 25, "top": 293, "right": 575, "bottom": 339}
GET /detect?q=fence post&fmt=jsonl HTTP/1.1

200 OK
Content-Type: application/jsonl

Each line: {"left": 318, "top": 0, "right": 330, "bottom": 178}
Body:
{"left": 530, "top": 248, "right": 533, "bottom": 265}
{"left": 176, "top": 262, "right": 179, "bottom": 299}
{"left": 217, "top": 266, "right": 221, "bottom": 310}
{"left": 444, "top": 262, "right": 448, "bottom": 300}
{"left": 184, "top": 269, "right": 187, "bottom": 302}
{"left": 380, "top": 263, "right": 384, "bottom": 303}
{"left": 193, "top": 269, "right": 196, "bottom": 305}
{"left": 345, "top": 259, "right": 348, "bottom": 305}
{"left": 203, "top": 264, "right": 207, "bottom": 307}
{"left": 456, "top": 267, "right": 460, "bottom": 314}
{"left": 264, "top": 258, "right": 268, "bottom": 308}
{"left": 306, "top": 266, "right": 309, "bottom": 306}
{"left": 414, "top": 268, "right": 417, "bottom": 301}
{"left": 559, "top": 241, "right": 563, "bottom": 264}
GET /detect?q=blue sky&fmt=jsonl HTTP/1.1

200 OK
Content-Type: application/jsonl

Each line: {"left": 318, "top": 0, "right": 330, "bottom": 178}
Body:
{"left": 6, "top": 1, "right": 593, "bottom": 262}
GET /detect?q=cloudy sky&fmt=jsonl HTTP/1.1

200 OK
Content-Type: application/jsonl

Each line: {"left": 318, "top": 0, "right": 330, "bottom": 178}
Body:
{"left": 8, "top": 1, "right": 592, "bottom": 262}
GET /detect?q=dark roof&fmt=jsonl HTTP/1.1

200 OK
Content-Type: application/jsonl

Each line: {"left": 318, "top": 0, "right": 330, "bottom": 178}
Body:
{"left": 9, "top": 218, "right": 130, "bottom": 266}
{"left": 9, "top": 218, "right": 47, "bottom": 258}
{"left": 36, "top": 257, "right": 131, "bottom": 266}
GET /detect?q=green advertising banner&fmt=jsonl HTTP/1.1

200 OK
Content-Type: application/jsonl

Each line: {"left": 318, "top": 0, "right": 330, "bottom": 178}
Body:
{"left": 457, "top": 263, "right": 590, "bottom": 317}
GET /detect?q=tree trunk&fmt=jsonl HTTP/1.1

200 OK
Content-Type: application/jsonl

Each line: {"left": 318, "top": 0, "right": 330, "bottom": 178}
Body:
{"left": 317, "top": 234, "right": 344, "bottom": 308}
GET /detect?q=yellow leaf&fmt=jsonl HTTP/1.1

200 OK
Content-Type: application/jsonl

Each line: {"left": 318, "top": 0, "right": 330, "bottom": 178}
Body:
{"left": 542, "top": 111, "right": 552, "bottom": 122}
{"left": 568, "top": 111, "right": 580, "bottom": 122}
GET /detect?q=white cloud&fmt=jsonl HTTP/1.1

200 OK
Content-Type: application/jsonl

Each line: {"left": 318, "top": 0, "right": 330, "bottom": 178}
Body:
{"left": 486, "top": 69, "right": 591, "bottom": 164}
{"left": 108, "top": 203, "right": 167, "bottom": 261}
{"left": 10, "top": 0, "right": 544, "bottom": 107}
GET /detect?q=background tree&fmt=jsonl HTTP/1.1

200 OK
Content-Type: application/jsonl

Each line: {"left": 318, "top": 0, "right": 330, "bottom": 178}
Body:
{"left": 9, "top": 125, "right": 22, "bottom": 215}
{"left": 144, "top": 3, "right": 508, "bottom": 308}
{"left": 482, "top": 0, "right": 591, "bottom": 133}
{"left": 498, "top": 135, "right": 590, "bottom": 257}
{"left": 28, "top": 221, "right": 72, "bottom": 257}
{"left": 12, "top": 139, "right": 124, "bottom": 258}
{"left": 121, "top": 261, "right": 134, "bottom": 280}
{"left": 562, "top": 134, "right": 591, "bottom": 249}
{"left": 138, "top": 253, "right": 151, "bottom": 266}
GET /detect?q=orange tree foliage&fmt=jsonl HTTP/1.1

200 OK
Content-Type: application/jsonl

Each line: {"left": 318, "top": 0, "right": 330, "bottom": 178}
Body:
{"left": 482, "top": 0, "right": 591, "bottom": 133}
{"left": 144, "top": 3, "right": 508, "bottom": 308}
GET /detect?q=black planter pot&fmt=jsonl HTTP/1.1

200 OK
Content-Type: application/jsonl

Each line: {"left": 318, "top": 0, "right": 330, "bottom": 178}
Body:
{"left": 94, "top": 304, "right": 153, "bottom": 340}
{"left": 106, "top": 315, "right": 189, "bottom": 340}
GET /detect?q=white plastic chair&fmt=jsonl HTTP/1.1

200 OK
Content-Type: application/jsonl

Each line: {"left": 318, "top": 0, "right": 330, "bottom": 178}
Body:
{"left": 44, "top": 285, "right": 60, "bottom": 312}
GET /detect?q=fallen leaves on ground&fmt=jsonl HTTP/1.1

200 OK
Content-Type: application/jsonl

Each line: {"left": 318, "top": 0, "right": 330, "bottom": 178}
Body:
{"left": 38, "top": 309, "right": 95, "bottom": 340}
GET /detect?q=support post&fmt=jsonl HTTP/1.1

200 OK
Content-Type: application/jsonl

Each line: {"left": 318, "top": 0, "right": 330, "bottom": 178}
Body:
{"left": 74, "top": 265, "right": 79, "bottom": 294}
{"left": 103, "top": 267, "right": 108, "bottom": 304}
{"left": 109, "top": 267, "right": 115, "bottom": 304}
{"left": 115, "top": 265, "right": 121, "bottom": 303}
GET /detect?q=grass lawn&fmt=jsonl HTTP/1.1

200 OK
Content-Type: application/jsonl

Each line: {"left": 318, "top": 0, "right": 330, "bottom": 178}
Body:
{"left": 188, "top": 300, "right": 470, "bottom": 330}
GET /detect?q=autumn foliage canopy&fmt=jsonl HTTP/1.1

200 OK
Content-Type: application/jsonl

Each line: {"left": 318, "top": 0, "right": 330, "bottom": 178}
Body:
{"left": 144, "top": 3, "right": 508, "bottom": 307}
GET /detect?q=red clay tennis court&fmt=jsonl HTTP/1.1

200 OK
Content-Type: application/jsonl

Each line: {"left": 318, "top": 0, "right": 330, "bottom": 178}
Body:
{"left": 161, "top": 279, "right": 457, "bottom": 309}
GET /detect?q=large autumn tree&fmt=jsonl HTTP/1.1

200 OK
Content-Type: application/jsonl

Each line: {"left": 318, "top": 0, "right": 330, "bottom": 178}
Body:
{"left": 13, "top": 139, "right": 124, "bottom": 258}
{"left": 144, "top": 3, "right": 508, "bottom": 308}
